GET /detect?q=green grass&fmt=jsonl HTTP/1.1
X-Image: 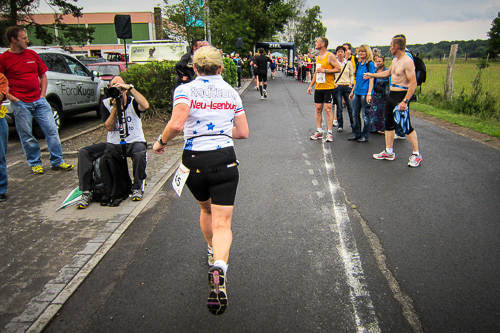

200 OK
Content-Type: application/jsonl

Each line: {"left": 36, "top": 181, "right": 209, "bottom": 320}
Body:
{"left": 420, "top": 59, "right": 500, "bottom": 108}
{"left": 411, "top": 102, "right": 500, "bottom": 138}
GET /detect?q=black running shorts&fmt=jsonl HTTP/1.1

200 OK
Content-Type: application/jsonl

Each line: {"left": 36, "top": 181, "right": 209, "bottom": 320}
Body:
{"left": 314, "top": 89, "right": 334, "bottom": 104}
{"left": 257, "top": 72, "right": 267, "bottom": 83}
{"left": 384, "top": 90, "right": 414, "bottom": 133}
{"left": 182, "top": 147, "right": 239, "bottom": 206}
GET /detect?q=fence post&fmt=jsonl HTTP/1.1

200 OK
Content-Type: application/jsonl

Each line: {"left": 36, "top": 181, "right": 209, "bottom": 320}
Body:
{"left": 444, "top": 44, "right": 459, "bottom": 100}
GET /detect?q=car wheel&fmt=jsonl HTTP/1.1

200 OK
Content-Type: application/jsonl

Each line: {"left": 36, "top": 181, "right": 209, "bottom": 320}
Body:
{"left": 33, "top": 101, "right": 62, "bottom": 138}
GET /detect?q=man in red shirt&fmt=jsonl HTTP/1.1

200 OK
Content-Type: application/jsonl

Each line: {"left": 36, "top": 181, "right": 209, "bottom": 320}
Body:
{"left": 0, "top": 26, "right": 73, "bottom": 174}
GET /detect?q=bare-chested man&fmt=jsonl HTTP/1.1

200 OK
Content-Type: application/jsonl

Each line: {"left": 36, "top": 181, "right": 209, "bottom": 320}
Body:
{"left": 307, "top": 37, "right": 341, "bottom": 142}
{"left": 364, "top": 35, "right": 422, "bottom": 167}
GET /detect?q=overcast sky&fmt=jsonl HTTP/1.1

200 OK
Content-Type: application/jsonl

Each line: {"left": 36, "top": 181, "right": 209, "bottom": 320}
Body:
{"left": 37, "top": 0, "right": 497, "bottom": 47}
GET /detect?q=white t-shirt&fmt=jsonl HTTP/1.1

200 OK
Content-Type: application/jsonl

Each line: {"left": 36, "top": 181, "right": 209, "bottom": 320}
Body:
{"left": 103, "top": 97, "right": 146, "bottom": 144}
{"left": 173, "top": 75, "right": 245, "bottom": 151}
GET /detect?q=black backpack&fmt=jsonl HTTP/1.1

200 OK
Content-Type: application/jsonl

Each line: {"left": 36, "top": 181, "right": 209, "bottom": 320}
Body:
{"left": 92, "top": 149, "right": 132, "bottom": 207}
{"left": 410, "top": 52, "right": 427, "bottom": 86}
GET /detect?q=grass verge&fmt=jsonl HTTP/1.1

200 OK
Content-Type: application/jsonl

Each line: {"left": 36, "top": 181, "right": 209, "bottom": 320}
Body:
{"left": 412, "top": 102, "right": 500, "bottom": 138}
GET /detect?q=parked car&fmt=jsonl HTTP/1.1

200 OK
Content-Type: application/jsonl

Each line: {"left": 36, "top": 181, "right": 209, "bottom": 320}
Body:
{"left": 79, "top": 57, "right": 109, "bottom": 66}
{"left": 1, "top": 47, "right": 108, "bottom": 137}
{"left": 87, "top": 62, "right": 134, "bottom": 83}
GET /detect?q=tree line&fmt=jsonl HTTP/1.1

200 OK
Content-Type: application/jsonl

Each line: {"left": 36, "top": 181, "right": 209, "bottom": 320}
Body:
{"left": 373, "top": 39, "right": 490, "bottom": 60}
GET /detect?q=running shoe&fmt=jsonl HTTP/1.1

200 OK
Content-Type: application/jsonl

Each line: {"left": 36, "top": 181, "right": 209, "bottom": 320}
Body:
{"left": 260, "top": 96, "right": 265, "bottom": 100}
{"left": 394, "top": 134, "right": 406, "bottom": 140}
{"left": 254, "top": 86, "right": 259, "bottom": 91}
{"left": 76, "top": 191, "right": 93, "bottom": 209}
{"left": 263, "top": 90, "right": 268, "bottom": 98}
{"left": 408, "top": 154, "right": 422, "bottom": 167}
{"left": 51, "top": 162, "right": 75, "bottom": 171}
{"left": 333, "top": 119, "right": 338, "bottom": 127}
{"left": 338, "top": 127, "right": 343, "bottom": 132}
{"left": 207, "top": 267, "right": 227, "bottom": 315}
{"left": 0, "top": 193, "right": 6, "bottom": 202}
{"left": 373, "top": 150, "right": 396, "bottom": 161}
{"left": 325, "top": 133, "right": 333, "bottom": 142}
{"left": 32, "top": 165, "right": 44, "bottom": 174}
{"left": 310, "top": 131, "right": 323, "bottom": 140}
{"left": 131, "top": 189, "right": 143, "bottom": 201}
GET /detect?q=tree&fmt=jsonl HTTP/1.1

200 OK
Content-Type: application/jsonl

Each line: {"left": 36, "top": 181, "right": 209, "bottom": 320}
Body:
{"left": 162, "top": 0, "right": 206, "bottom": 44}
{"left": 0, "top": 0, "right": 94, "bottom": 48}
{"left": 293, "top": 5, "right": 326, "bottom": 54}
{"left": 206, "top": 0, "right": 297, "bottom": 53}
{"left": 486, "top": 11, "right": 500, "bottom": 59}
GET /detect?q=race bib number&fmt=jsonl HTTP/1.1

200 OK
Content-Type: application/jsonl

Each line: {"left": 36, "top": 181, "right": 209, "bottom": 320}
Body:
{"left": 316, "top": 64, "right": 326, "bottom": 83}
{"left": 172, "top": 163, "right": 190, "bottom": 197}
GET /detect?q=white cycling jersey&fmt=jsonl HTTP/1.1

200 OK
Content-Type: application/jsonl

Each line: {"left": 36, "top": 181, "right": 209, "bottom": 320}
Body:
{"left": 173, "top": 75, "right": 245, "bottom": 151}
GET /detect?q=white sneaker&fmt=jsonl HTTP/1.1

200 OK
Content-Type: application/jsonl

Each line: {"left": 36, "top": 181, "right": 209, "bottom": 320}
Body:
{"left": 333, "top": 119, "right": 338, "bottom": 127}
{"left": 395, "top": 134, "right": 406, "bottom": 140}
{"left": 263, "top": 90, "right": 268, "bottom": 98}
{"left": 260, "top": 96, "right": 265, "bottom": 100}
{"left": 325, "top": 133, "right": 333, "bottom": 142}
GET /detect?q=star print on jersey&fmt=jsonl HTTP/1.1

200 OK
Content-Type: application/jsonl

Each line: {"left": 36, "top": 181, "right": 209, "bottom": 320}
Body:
{"left": 173, "top": 75, "right": 245, "bottom": 151}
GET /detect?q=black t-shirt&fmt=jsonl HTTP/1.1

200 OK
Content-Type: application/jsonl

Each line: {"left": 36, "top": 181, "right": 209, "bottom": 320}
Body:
{"left": 254, "top": 54, "right": 270, "bottom": 74}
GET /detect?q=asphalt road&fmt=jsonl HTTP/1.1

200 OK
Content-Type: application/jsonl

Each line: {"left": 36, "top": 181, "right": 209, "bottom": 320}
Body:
{"left": 43, "top": 73, "right": 500, "bottom": 333}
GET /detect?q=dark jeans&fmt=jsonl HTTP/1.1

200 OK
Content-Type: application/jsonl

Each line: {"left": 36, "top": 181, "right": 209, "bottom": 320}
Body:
{"left": 78, "top": 142, "right": 147, "bottom": 192}
{"left": 333, "top": 85, "right": 353, "bottom": 129}
{"left": 237, "top": 71, "right": 242, "bottom": 88}
{"left": 352, "top": 94, "right": 371, "bottom": 140}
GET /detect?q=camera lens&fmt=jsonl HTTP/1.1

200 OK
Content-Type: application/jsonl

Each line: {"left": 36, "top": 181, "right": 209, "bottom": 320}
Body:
{"left": 106, "top": 87, "right": 121, "bottom": 98}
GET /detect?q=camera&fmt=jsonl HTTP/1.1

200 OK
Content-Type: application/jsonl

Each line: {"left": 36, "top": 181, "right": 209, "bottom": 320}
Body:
{"left": 105, "top": 86, "right": 123, "bottom": 99}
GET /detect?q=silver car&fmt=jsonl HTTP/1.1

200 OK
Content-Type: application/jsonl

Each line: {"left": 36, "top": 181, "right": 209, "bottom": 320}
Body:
{"left": 2, "top": 47, "right": 108, "bottom": 137}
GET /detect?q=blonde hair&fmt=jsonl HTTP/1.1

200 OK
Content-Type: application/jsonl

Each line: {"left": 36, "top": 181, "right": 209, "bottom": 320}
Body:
{"left": 193, "top": 46, "right": 223, "bottom": 75}
{"left": 358, "top": 44, "right": 374, "bottom": 64}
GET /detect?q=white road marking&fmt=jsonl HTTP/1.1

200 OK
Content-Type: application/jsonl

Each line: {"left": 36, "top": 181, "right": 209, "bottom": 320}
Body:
{"left": 321, "top": 142, "right": 381, "bottom": 333}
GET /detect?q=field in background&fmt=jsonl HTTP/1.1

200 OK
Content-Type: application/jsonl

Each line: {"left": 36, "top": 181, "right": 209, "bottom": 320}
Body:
{"left": 419, "top": 59, "right": 500, "bottom": 110}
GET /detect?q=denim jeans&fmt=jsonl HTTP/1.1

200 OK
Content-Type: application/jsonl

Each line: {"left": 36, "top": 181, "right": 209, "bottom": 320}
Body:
{"left": 10, "top": 98, "right": 64, "bottom": 167}
{"left": 333, "top": 85, "right": 353, "bottom": 129}
{"left": 0, "top": 117, "right": 8, "bottom": 194}
{"left": 351, "top": 94, "right": 371, "bottom": 139}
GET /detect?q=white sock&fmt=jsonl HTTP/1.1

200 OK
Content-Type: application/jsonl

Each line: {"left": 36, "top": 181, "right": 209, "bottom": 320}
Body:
{"left": 328, "top": 130, "right": 333, "bottom": 134}
{"left": 413, "top": 151, "right": 420, "bottom": 156}
{"left": 386, "top": 148, "right": 394, "bottom": 154}
{"left": 317, "top": 128, "right": 323, "bottom": 133}
{"left": 214, "top": 260, "right": 228, "bottom": 275}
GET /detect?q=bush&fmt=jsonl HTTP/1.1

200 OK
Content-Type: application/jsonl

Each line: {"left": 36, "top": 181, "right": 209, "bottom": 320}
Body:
{"left": 222, "top": 57, "right": 237, "bottom": 87}
{"left": 121, "top": 61, "right": 177, "bottom": 115}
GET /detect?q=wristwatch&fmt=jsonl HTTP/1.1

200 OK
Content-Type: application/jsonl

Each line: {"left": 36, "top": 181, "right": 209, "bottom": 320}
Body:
{"left": 128, "top": 84, "right": 134, "bottom": 91}
{"left": 403, "top": 98, "right": 409, "bottom": 103}
{"left": 157, "top": 134, "right": 166, "bottom": 146}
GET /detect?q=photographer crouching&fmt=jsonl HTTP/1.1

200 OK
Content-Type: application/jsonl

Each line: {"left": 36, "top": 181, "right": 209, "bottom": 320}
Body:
{"left": 75, "top": 76, "right": 149, "bottom": 209}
